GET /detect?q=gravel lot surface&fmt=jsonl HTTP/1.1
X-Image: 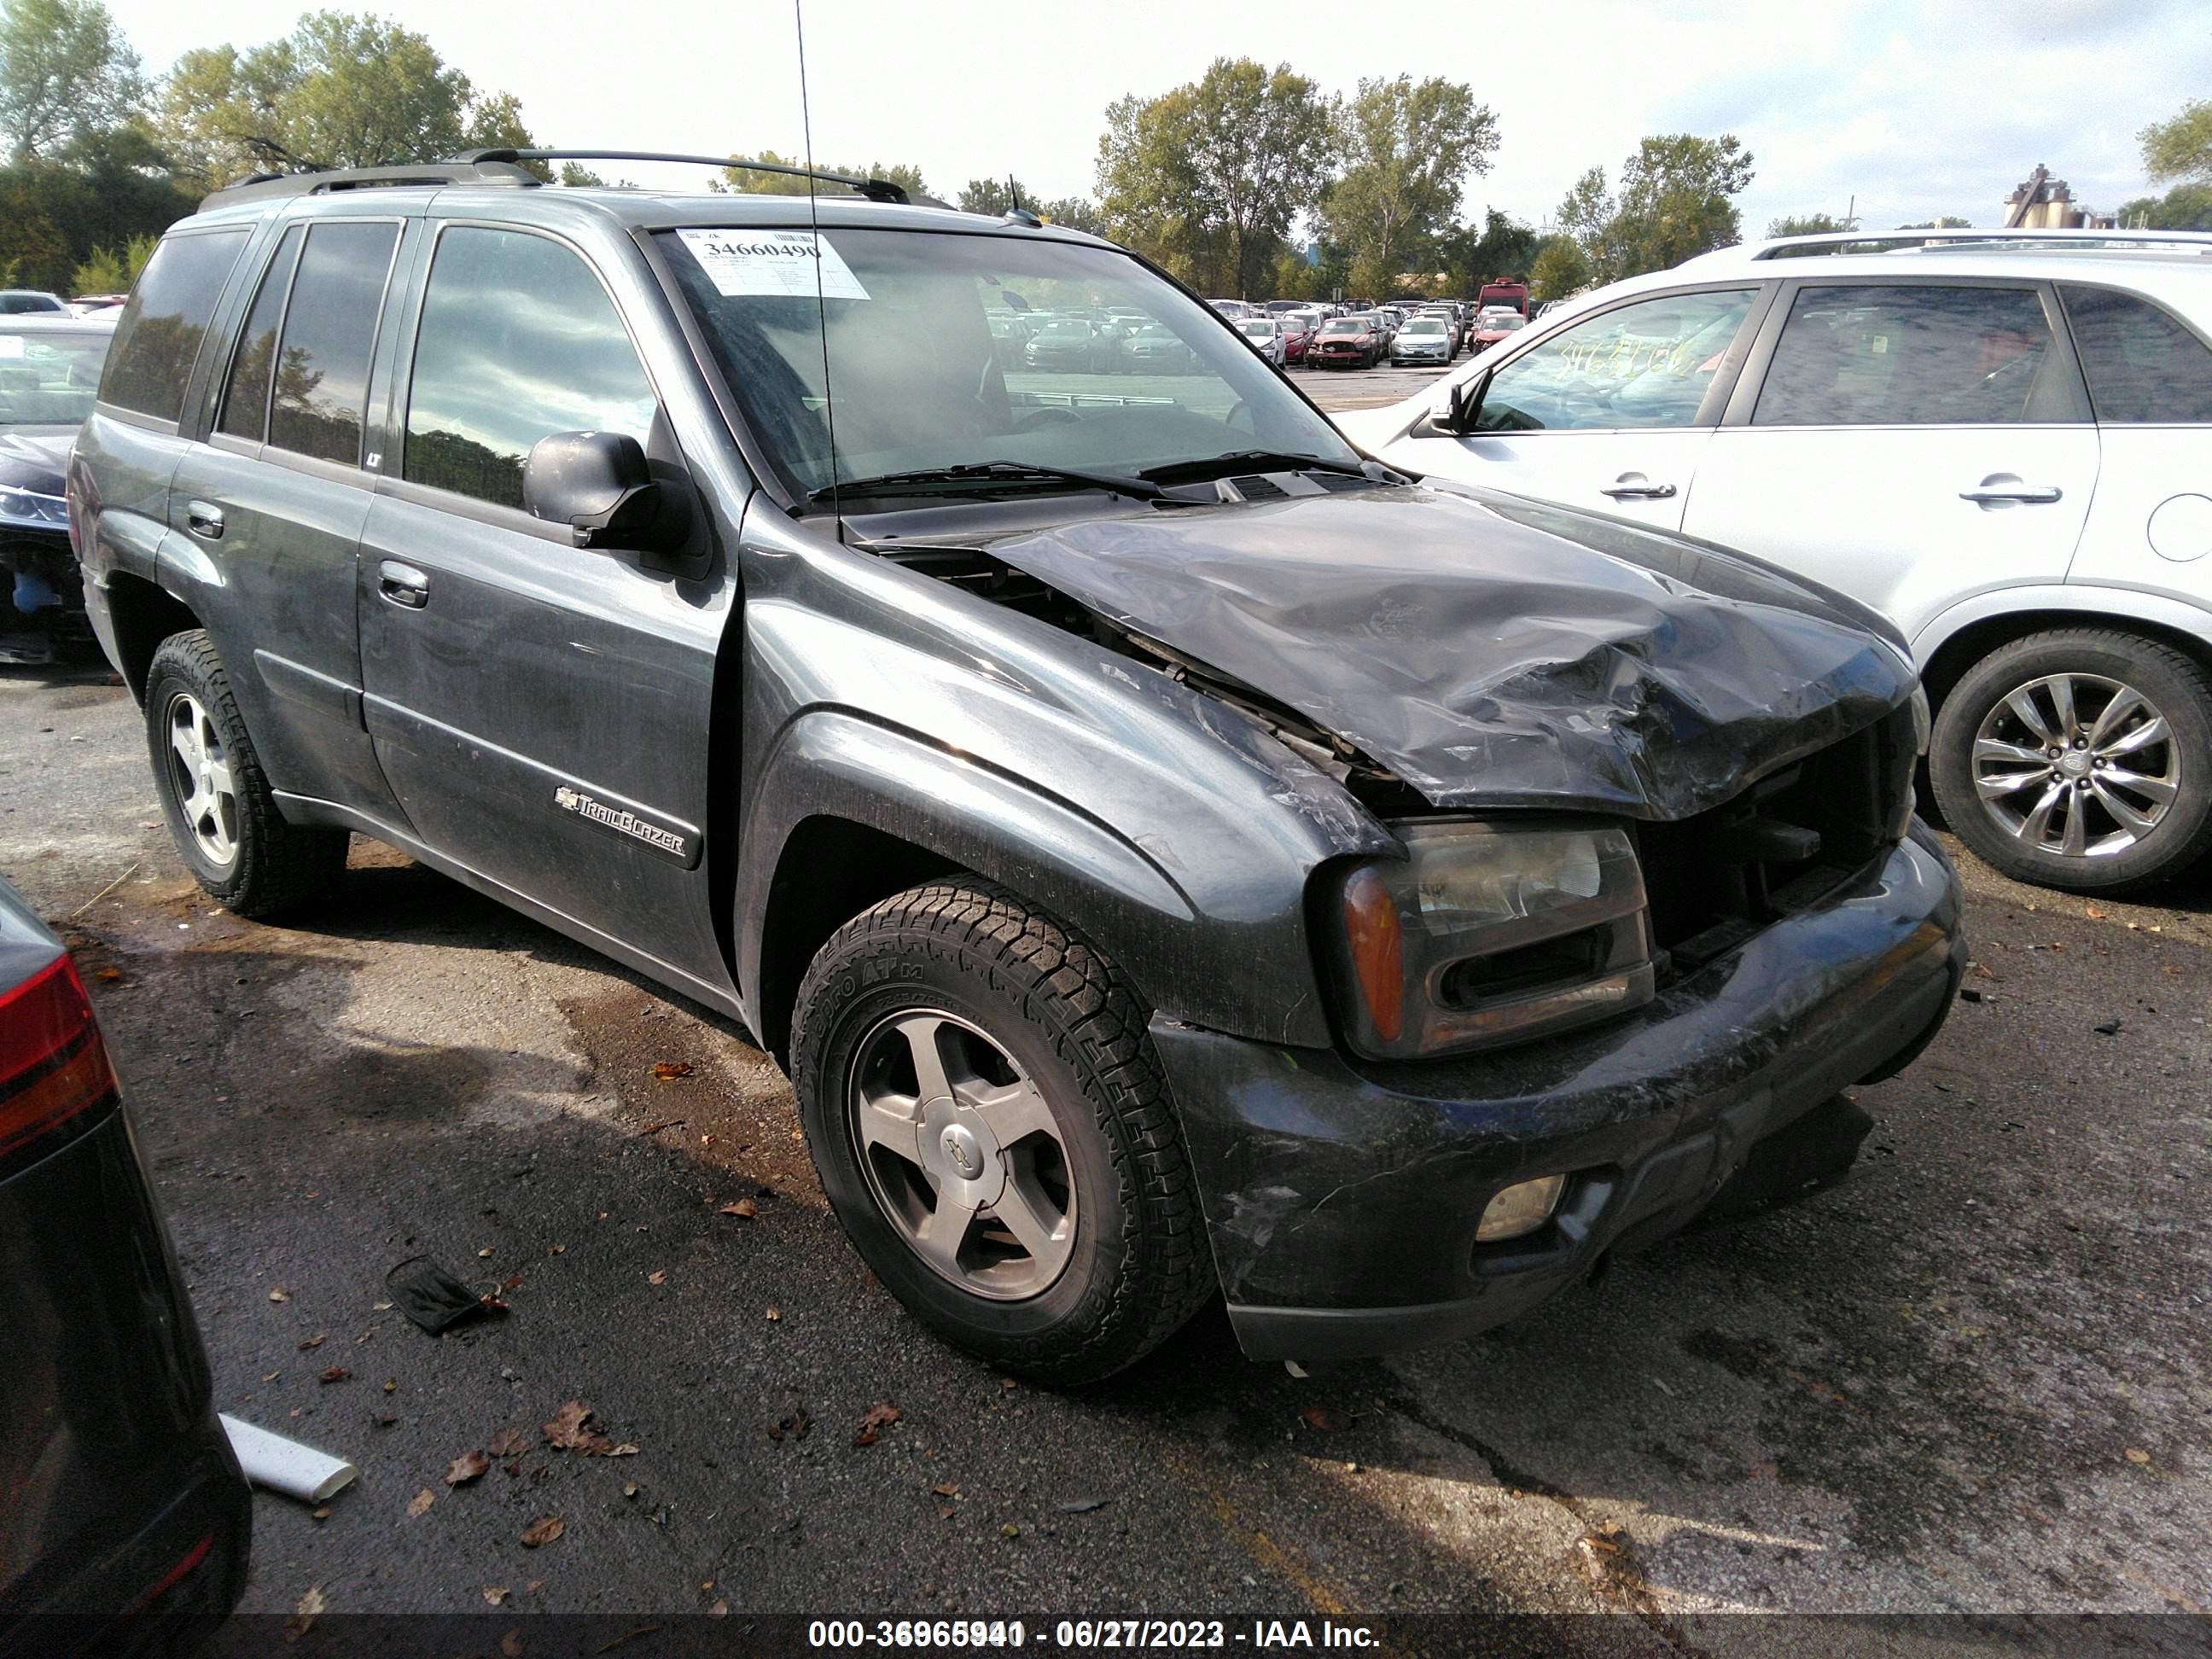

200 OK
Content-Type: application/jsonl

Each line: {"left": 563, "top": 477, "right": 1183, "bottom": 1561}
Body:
{"left": 3, "top": 575, "right": 2206, "bottom": 1642}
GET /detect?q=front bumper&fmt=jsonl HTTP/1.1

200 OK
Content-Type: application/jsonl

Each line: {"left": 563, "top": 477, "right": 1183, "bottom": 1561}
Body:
{"left": 1151, "top": 827, "right": 1964, "bottom": 1361}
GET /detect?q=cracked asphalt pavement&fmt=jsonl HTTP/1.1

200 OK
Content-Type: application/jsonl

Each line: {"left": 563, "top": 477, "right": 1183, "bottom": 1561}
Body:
{"left": 3, "top": 658, "right": 2208, "bottom": 1644}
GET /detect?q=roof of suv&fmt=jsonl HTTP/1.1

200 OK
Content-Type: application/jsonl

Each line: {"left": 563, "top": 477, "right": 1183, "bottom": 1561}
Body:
{"left": 185, "top": 178, "right": 1111, "bottom": 248}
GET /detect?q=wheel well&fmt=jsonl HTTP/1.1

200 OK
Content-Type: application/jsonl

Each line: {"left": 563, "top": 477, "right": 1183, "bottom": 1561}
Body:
{"left": 1921, "top": 610, "right": 2212, "bottom": 716}
{"left": 754, "top": 816, "right": 959, "bottom": 1067}
{"left": 104, "top": 572, "right": 201, "bottom": 700}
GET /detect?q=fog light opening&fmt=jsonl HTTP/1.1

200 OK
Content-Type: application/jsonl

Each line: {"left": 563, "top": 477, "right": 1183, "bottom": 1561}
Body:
{"left": 1475, "top": 1173, "right": 1566, "bottom": 1243}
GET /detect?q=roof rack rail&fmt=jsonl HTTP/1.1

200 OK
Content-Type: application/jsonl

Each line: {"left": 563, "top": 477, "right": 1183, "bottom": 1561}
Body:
{"left": 201, "top": 157, "right": 540, "bottom": 210}
{"left": 1715, "top": 226, "right": 2212, "bottom": 262}
{"left": 455, "top": 148, "right": 913, "bottom": 205}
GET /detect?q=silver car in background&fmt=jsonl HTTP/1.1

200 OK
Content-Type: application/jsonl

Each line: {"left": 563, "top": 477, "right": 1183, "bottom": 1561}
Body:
{"left": 1338, "top": 228, "right": 2212, "bottom": 895}
{"left": 1391, "top": 314, "right": 1454, "bottom": 365}
{"left": 1235, "top": 314, "right": 1288, "bottom": 365}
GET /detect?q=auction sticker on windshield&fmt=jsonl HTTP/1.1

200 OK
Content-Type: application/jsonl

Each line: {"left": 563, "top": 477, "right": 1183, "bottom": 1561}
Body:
{"left": 676, "top": 228, "right": 870, "bottom": 300}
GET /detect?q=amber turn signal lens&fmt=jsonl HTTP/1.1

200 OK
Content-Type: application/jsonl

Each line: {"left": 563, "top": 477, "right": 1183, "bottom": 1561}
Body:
{"left": 1340, "top": 866, "right": 1405, "bottom": 1045}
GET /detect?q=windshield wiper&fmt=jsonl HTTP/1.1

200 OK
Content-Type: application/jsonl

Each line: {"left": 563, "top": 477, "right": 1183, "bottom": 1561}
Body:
{"left": 813, "top": 460, "right": 1160, "bottom": 507}
{"left": 1136, "top": 450, "right": 1370, "bottom": 486}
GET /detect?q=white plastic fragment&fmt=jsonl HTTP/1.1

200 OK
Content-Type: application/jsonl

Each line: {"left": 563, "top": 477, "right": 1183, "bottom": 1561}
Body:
{"left": 219, "top": 1413, "right": 358, "bottom": 1503}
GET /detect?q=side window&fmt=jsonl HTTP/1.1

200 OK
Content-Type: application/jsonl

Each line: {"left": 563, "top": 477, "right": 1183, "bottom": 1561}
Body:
{"left": 1472, "top": 289, "right": 1755, "bottom": 433}
{"left": 404, "top": 227, "right": 657, "bottom": 510}
{"left": 2058, "top": 284, "right": 2212, "bottom": 423}
{"left": 99, "top": 230, "right": 249, "bottom": 422}
{"left": 217, "top": 224, "right": 304, "bottom": 443}
{"left": 268, "top": 221, "right": 400, "bottom": 465}
{"left": 1753, "top": 285, "right": 2058, "bottom": 427}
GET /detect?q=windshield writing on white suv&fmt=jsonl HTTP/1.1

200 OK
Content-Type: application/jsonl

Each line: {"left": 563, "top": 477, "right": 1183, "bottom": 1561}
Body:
{"left": 660, "top": 227, "right": 1359, "bottom": 503}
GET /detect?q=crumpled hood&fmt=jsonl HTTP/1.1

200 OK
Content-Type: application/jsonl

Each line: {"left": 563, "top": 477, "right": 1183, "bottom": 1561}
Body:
{"left": 984, "top": 484, "right": 1914, "bottom": 821}
{"left": 0, "top": 429, "right": 72, "bottom": 494}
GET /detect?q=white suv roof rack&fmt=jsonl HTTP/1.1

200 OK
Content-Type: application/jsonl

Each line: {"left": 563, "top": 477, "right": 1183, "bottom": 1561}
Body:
{"left": 1685, "top": 227, "right": 2212, "bottom": 267}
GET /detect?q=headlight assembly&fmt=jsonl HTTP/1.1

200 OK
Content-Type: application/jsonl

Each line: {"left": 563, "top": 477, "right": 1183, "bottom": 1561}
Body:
{"left": 0, "top": 486, "right": 67, "bottom": 530}
{"left": 1328, "top": 819, "right": 1656, "bottom": 1061}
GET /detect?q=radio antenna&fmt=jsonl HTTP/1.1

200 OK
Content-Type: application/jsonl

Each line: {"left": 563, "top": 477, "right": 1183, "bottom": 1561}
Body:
{"left": 795, "top": 0, "right": 841, "bottom": 533}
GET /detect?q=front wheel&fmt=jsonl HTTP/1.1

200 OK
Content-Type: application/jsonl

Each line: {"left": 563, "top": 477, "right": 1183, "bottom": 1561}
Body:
{"left": 789, "top": 880, "right": 1214, "bottom": 1383}
{"left": 1930, "top": 628, "right": 2212, "bottom": 893}
{"left": 143, "top": 630, "right": 349, "bottom": 917}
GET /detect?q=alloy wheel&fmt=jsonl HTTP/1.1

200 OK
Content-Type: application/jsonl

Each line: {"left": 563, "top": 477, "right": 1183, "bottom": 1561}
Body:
{"left": 164, "top": 690, "right": 240, "bottom": 868}
{"left": 1971, "top": 672, "right": 2180, "bottom": 859}
{"left": 847, "top": 1008, "right": 1076, "bottom": 1301}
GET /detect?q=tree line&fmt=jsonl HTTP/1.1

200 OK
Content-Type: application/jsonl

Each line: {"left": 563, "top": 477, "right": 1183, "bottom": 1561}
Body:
{"left": 3, "top": 0, "right": 2202, "bottom": 307}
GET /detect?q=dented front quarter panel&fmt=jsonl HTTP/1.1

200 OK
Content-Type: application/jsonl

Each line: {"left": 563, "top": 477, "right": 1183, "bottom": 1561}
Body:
{"left": 729, "top": 500, "right": 1396, "bottom": 1049}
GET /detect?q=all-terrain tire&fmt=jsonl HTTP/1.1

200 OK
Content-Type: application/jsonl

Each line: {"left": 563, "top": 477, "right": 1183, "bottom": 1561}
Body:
{"left": 143, "top": 630, "right": 349, "bottom": 918}
{"left": 789, "top": 879, "right": 1215, "bottom": 1384}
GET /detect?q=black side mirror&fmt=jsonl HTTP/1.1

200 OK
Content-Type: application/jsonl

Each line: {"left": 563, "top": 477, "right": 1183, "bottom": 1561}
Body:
{"left": 524, "top": 432, "right": 673, "bottom": 550}
{"left": 1427, "top": 369, "right": 1491, "bottom": 435}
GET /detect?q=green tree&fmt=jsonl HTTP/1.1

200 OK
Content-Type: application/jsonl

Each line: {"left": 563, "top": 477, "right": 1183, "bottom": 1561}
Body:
{"left": 1036, "top": 196, "right": 1103, "bottom": 236}
{"left": 1528, "top": 233, "right": 1590, "bottom": 301}
{"left": 69, "top": 226, "right": 154, "bottom": 292}
{"left": 1898, "top": 215, "right": 1972, "bottom": 229}
{"left": 1557, "top": 134, "right": 1753, "bottom": 281}
{"left": 720, "top": 149, "right": 928, "bottom": 199}
{"left": 2115, "top": 183, "right": 2212, "bottom": 230}
{"left": 0, "top": 0, "right": 143, "bottom": 160}
{"left": 1435, "top": 207, "right": 1536, "bottom": 294}
{"left": 0, "top": 126, "right": 194, "bottom": 291}
{"left": 1097, "top": 59, "right": 1333, "bottom": 297}
{"left": 155, "top": 11, "right": 538, "bottom": 187}
{"left": 1767, "top": 212, "right": 1848, "bottom": 236}
{"left": 2140, "top": 99, "right": 2212, "bottom": 184}
{"left": 956, "top": 175, "right": 1028, "bottom": 215}
{"left": 1321, "top": 75, "right": 1497, "bottom": 298}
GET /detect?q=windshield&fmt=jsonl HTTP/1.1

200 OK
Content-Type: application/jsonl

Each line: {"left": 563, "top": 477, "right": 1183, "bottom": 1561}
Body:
{"left": 1484, "top": 314, "right": 1527, "bottom": 332}
{"left": 1322, "top": 319, "right": 1365, "bottom": 334}
{"left": 1404, "top": 320, "right": 1446, "bottom": 335}
{"left": 1237, "top": 320, "right": 1273, "bottom": 336}
{"left": 0, "top": 328, "right": 109, "bottom": 426}
{"left": 662, "top": 227, "right": 1359, "bottom": 503}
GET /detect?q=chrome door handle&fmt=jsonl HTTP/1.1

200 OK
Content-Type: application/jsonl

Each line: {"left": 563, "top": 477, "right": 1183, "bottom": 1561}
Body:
{"left": 1959, "top": 484, "right": 2063, "bottom": 504}
{"left": 377, "top": 560, "right": 429, "bottom": 609}
{"left": 1600, "top": 479, "right": 1678, "bottom": 499}
{"left": 185, "top": 500, "right": 224, "bottom": 539}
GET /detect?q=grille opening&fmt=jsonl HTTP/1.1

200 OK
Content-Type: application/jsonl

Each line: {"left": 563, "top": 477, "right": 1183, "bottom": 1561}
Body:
{"left": 1438, "top": 930, "right": 1608, "bottom": 1006}
{"left": 1638, "top": 712, "right": 1913, "bottom": 975}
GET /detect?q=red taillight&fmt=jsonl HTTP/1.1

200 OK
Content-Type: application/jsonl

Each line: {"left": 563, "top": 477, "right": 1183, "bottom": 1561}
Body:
{"left": 0, "top": 953, "right": 118, "bottom": 1162}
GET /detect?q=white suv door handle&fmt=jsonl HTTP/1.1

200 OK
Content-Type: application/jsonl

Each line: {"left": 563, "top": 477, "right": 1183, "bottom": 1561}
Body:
{"left": 1959, "top": 482, "right": 2063, "bottom": 505}
{"left": 1600, "top": 476, "right": 1678, "bottom": 500}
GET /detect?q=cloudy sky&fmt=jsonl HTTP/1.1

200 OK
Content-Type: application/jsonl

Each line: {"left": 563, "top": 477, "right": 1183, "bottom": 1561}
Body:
{"left": 111, "top": 0, "right": 2210, "bottom": 235}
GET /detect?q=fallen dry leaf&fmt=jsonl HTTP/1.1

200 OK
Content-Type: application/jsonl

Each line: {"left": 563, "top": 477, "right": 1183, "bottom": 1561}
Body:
{"left": 382, "top": 1377, "right": 397, "bottom": 1394}
{"left": 707, "top": 1601, "right": 729, "bottom": 1617}
{"left": 95, "top": 966, "right": 122, "bottom": 982}
{"left": 606, "top": 1441, "right": 640, "bottom": 1457}
{"left": 268, "top": 1287, "right": 289, "bottom": 1302}
{"left": 544, "top": 1400, "right": 597, "bottom": 1449}
{"left": 311, "top": 1505, "right": 331, "bottom": 1522}
{"left": 624, "top": 1481, "right": 640, "bottom": 1499}
{"left": 483, "top": 1587, "right": 509, "bottom": 1606}
{"left": 373, "top": 1412, "right": 399, "bottom": 1428}
{"left": 648, "top": 1270, "right": 667, "bottom": 1286}
{"left": 652, "top": 1061, "right": 693, "bottom": 1081}
{"left": 719, "top": 1198, "right": 759, "bottom": 1219}
{"left": 520, "top": 1516, "right": 565, "bottom": 1547}
{"left": 501, "top": 1273, "right": 525, "bottom": 1292}
{"left": 317, "top": 1366, "right": 351, "bottom": 1385}
{"left": 477, "top": 1247, "right": 494, "bottom": 1258}
{"left": 405, "top": 1488, "right": 435, "bottom": 1519}
{"left": 765, "top": 1306, "right": 782, "bottom": 1322}
{"left": 488, "top": 1427, "right": 530, "bottom": 1458}
{"left": 853, "top": 1401, "right": 903, "bottom": 1447}
{"left": 2125, "top": 1447, "right": 2152, "bottom": 1464}
{"left": 447, "top": 1450, "right": 492, "bottom": 1486}
{"left": 931, "top": 1481, "right": 959, "bottom": 1498}
{"left": 546, "top": 1243, "right": 566, "bottom": 1255}
{"left": 2085, "top": 905, "right": 2105, "bottom": 920}
{"left": 1300, "top": 1406, "right": 1350, "bottom": 1432}
{"left": 284, "top": 1586, "right": 325, "bottom": 1642}
{"left": 501, "top": 1631, "right": 524, "bottom": 1658}
{"left": 767, "top": 1408, "right": 811, "bottom": 1442}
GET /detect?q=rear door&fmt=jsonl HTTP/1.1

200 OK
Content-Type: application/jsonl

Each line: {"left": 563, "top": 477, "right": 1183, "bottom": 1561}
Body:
{"left": 2055, "top": 282, "right": 2212, "bottom": 608}
{"left": 1685, "top": 279, "right": 2098, "bottom": 647}
{"left": 171, "top": 211, "right": 408, "bottom": 819}
{"left": 355, "top": 219, "right": 730, "bottom": 981}
{"left": 1387, "top": 285, "right": 1769, "bottom": 531}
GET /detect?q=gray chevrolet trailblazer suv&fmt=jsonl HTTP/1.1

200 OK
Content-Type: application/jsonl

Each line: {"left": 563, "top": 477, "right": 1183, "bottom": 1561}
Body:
{"left": 69, "top": 152, "right": 1964, "bottom": 1382}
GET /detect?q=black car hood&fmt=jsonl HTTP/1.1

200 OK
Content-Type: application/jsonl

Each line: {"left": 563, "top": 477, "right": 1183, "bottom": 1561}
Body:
{"left": 0, "top": 429, "right": 72, "bottom": 494}
{"left": 983, "top": 484, "right": 1913, "bottom": 821}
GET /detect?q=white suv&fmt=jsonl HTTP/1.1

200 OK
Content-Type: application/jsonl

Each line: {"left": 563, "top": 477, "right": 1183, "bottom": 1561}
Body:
{"left": 1339, "top": 229, "right": 2212, "bottom": 894}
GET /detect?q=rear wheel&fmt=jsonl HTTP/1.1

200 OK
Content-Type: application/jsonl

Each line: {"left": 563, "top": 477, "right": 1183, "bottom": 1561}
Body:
{"left": 143, "top": 631, "right": 348, "bottom": 917}
{"left": 1930, "top": 629, "right": 2212, "bottom": 893}
{"left": 789, "top": 880, "right": 1214, "bottom": 1383}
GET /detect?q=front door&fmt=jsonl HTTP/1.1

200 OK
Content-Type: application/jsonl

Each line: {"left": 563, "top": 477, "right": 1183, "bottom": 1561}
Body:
{"left": 1685, "top": 280, "right": 2098, "bottom": 647}
{"left": 355, "top": 221, "right": 732, "bottom": 988}
{"left": 1388, "top": 287, "right": 1767, "bottom": 531}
